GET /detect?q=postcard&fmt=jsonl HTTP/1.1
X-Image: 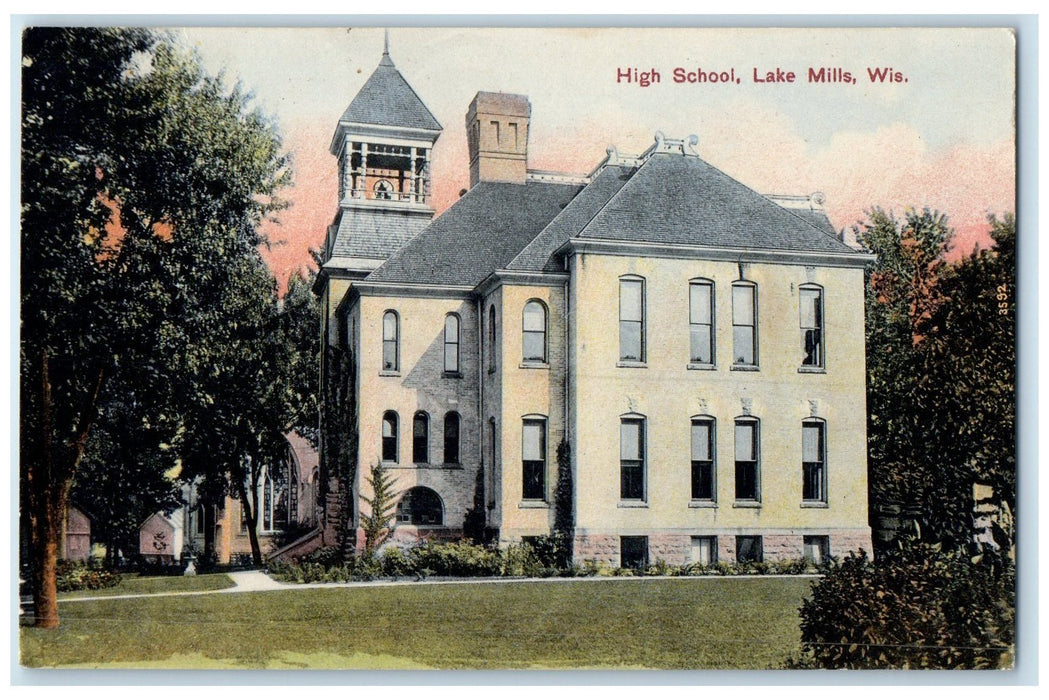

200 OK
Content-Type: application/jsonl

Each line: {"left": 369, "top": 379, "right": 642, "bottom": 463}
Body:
{"left": 17, "top": 24, "right": 1019, "bottom": 673}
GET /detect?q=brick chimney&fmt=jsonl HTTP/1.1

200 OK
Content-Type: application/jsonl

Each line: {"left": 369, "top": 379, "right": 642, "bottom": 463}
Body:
{"left": 466, "top": 92, "right": 530, "bottom": 187}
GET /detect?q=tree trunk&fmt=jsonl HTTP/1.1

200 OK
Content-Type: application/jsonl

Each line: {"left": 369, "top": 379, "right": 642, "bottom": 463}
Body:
{"left": 29, "top": 486, "right": 64, "bottom": 629}
{"left": 238, "top": 483, "right": 263, "bottom": 566}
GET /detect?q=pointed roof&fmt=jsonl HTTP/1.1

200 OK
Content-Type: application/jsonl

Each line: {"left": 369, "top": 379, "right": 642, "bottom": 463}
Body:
{"left": 338, "top": 48, "right": 442, "bottom": 132}
{"left": 575, "top": 153, "right": 856, "bottom": 254}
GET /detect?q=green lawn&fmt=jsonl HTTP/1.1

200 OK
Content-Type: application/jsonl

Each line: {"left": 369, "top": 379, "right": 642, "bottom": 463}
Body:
{"left": 21, "top": 576, "right": 814, "bottom": 670}
{"left": 56, "top": 573, "right": 235, "bottom": 599}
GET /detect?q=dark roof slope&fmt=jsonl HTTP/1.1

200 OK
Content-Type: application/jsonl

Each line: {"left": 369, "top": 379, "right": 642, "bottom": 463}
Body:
{"left": 507, "top": 165, "right": 635, "bottom": 272}
{"left": 366, "top": 180, "right": 581, "bottom": 286}
{"left": 331, "top": 208, "right": 430, "bottom": 260}
{"left": 578, "top": 153, "right": 856, "bottom": 254}
{"left": 340, "top": 53, "right": 441, "bottom": 132}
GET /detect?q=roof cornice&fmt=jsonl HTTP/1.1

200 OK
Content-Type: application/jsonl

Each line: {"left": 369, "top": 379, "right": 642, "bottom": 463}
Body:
{"left": 556, "top": 237, "right": 874, "bottom": 269}
{"left": 476, "top": 269, "right": 571, "bottom": 297}
{"left": 352, "top": 280, "right": 476, "bottom": 300}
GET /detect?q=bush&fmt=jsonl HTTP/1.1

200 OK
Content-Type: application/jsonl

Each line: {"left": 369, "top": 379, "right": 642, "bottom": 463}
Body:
{"left": 409, "top": 541, "right": 502, "bottom": 577}
{"left": 791, "top": 543, "right": 1015, "bottom": 669}
{"left": 55, "top": 560, "right": 121, "bottom": 592}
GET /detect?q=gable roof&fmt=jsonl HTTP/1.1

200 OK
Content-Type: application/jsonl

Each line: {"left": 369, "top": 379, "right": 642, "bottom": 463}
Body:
{"left": 507, "top": 165, "right": 635, "bottom": 273}
{"left": 576, "top": 153, "right": 856, "bottom": 255}
{"left": 339, "top": 52, "right": 441, "bottom": 132}
{"left": 366, "top": 180, "right": 582, "bottom": 287}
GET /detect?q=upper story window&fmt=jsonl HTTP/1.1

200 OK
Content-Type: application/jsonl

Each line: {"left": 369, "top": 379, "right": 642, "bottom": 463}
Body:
{"left": 620, "top": 415, "right": 646, "bottom": 501}
{"left": 522, "top": 300, "right": 548, "bottom": 363}
{"left": 689, "top": 279, "right": 715, "bottom": 365}
{"left": 382, "top": 411, "right": 399, "bottom": 463}
{"left": 732, "top": 282, "right": 757, "bottom": 367}
{"left": 734, "top": 417, "right": 760, "bottom": 502}
{"left": 802, "top": 419, "right": 827, "bottom": 503}
{"left": 413, "top": 411, "right": 429, "bottom": 464}
{"left": 382, "top": 311, "right": 399, "bottom": 372}
{"left": 488, "top": 305, "right": 497, "bottom": 372}
{"left": 619, "top": 277, "right": 645, "bottom": 362}
{"left": 444, "top": 412, "right": 461, "bottom": 464}
{"left": 444, "top": 313, "right": 460, "bottom": 374}
{"left": 691, "top": 416, "right": 716, "bottom": 501}
{"left": 800, "top": 285, "right": 824, "bottom": 368}
{"left": 522, "top": 417, "right": 547, "bottom": 501}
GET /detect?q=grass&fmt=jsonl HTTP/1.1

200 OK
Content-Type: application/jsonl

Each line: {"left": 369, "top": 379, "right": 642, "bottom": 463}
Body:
{"left": 56, "top": 573, "right": 235, "bottom": 599}
{"left": 21, "top": 576, "right": 814, "bottom": 670}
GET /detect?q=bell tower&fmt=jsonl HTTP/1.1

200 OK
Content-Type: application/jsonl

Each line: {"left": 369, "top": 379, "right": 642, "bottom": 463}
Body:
{"left": 321, "top": 32, "right": 443, "bottom": 279}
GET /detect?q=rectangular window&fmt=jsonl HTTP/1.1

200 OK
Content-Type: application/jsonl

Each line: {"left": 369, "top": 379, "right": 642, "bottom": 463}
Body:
{"left": 620, "top": 418, "right": 645, "bottom": 500}
{"left": 444, "top": 314, "right": 460, "bottom": 373}
{"left": 690, "top": 536, "right": 717, "bottom": 566}
{"left": 620, "top": 536, "right": 649, "bottom": 570}
{"left": 734, "top": 419, "right": 760, "bottom": 501}
{"left": 691, "top": 418, "right": 716, "bottom": 501}
{"left": 732, "top": 283, "right": 757, "bottom": 366}
{"left": 800, "top": 287, "right": 824, "bottom": 367}
{"left": 804, "top": 535, "right": 830, "bottom": 564}
{"left": 619, "top": 278, "right": 645, "bottom": 362}
{"left": 689, "top": 281, "right": 714, "bottom": 364}
{"left": 736, "top": 535, "right": 763, "bottom": 563}
{"left": 522, "top": 419, "right": 546, "bottom": 500}
{"left": 802, "top": 421, "right": 827, "bottom": 502}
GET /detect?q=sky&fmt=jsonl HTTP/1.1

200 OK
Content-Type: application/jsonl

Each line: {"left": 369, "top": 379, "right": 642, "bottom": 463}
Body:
{"left": 177, "top": 26, "right": 1016, "bottom": 288}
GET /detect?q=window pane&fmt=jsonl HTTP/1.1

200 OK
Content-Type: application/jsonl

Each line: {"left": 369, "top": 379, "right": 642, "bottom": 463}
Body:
{"left": 802, "top": 424, "right": 822, "bottom": 462}
{"left": 732, "top": 285, "right": 754, "bottom": 325}
{"left": 735, "top": 422, "right": 754, "bottom": 461}
{"left": 690, "top": 326, "right": 712, "bottom": 363}
{"left": 445, "top": 314, "right": 459, "bottom": 338}
{"left": 523, "top": 422, "right": 544, "bottom": 461}
{"left": 523, "top": 332, "right": 545, "bottom": 361}
{"left": 620, "top": 280, "right": 643, "bottom": 322}
{"left": 620, "top": 321, "right": 642, "bottom": 361}
{"left": 690, "top": 283, "right": 711, "bottom": 324}
{"left": 692, "top": 461, "right": 714, "bottom": 500}
{"left": 413, "top": 414, "right": 428, "bottom": 462}
{"left": 621, "top": 421, "right": 641, "bottom": 460}
{"left": 800, "top": 289, "right": 819, "bottom": 328}
{"left": 523, "top": 302, "right": 545, "bottom": 331}
{"left": 383, "top": 312, "right": 396, "bottom": 340}
{"left": 691, "top": 421, "right": 711, "bottom": 460}
{"left": 444, "top": 343, "right": 459, "bottom": 372}
{"left": 444, "top": 413, "right": 460, "bottom": 463}
{"left": 733, "top": 326, "right": 754, "bottom": 365}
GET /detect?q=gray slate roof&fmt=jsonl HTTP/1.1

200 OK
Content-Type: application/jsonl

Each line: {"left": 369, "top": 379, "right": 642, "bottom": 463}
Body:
{"left": 507, "top": 165, "right": 635, "bottom": 273}
{"left": 340, "top": 53, "right": 441, "bottom": 132}
{"left": 331, "top": 207, "right": 432, "bottom": 260}
{"left": 577, "top": 153, "right": 855, "bottom": 254}
{"left": 366, "top": 180, "right": 582, "bottom": 286}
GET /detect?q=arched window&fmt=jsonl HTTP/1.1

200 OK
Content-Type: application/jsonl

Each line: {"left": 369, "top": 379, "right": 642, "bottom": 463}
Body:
{"left": 690, "top": 416, "right": 716, "bottom": 501}
{"left": 620, "top": 414, "right": 646, "bottom": 501}
{"left": 619, "top": 276, "right": 645, "bottom": 362}
{"left": 522, "top": 416, "right": 547, "bottom": 500}
{"left": 396, "top": 487, "right": 444, "bottom": 525}
{"left": 689, "top": 279, "right": 715, "bottom": 365}
{"left": 444, "top": 411, "right": 461, "bottom": 464}
{"left": 732, "top": 282, "right": 757, "bottom": 366}
{"left": 413, "top": 411, "right": 429, "bottom": 464}
{"left": 382, "top": 411, "right": 399, "bottom": 462}
{"left": 799, "top": 285, "right": 824, "bottom": 368}
{"left": 444, "top": 313, "right": 460, "bottom": 373}
{"left": 522, "top": 300, "right": 547, "bottom": 363}
{"left": 488, "top": 305, "right": 497, "bottom": 371}
{"left": 382, "top": 311, "right": 399, "bottom": 372}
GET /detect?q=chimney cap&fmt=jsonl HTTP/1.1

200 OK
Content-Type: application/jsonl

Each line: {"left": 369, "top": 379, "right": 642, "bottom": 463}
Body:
{"left": 467, "top": 91, "right": 531, "bottom": 118}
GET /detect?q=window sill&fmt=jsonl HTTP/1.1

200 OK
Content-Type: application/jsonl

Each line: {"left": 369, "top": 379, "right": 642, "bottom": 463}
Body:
{"left": 616, "top": 360, "right": 647, "bottom": 369}
{"left": 797, "top": 366, "right": 826, "bottom": 374}
{"left": 379, "top": 370, "right": 401, "bottom": 377}
{"left": 687, "top": 362, "right": 717, "bottom": 371}
{"left": 732, "top": 501, "right": 762, "bottom": 508}
{"left": 518, "top": 500, "right": 550, "bottom": 509}
{"left": 688, "top": 500, "right": 718, "bottom": 509}
{"left": 442, "top": 371, "right": 463, "bottom": 379}
{"left": 617, "top": 501, "right": 649, "bottom": 508}
{"left": 519, "top": 361, "right": 550, "bottom": 370}
{"left": 800, "top": 501, "right": 829, "bottom": 508}
{"left": 730, "top": 364, "right": 760, "bottom": 372}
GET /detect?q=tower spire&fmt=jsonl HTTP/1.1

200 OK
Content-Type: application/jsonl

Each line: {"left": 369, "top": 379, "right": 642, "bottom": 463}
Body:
{"left": 383, "top": 28, "right": 390, "bottom": 57}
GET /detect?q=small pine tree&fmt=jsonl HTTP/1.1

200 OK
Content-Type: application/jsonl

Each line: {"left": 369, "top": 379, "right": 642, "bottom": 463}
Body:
{"left": 462, "top": 463, "right": 487, "bottom": 543}
{"left": 360, "top": 463, "right": 399, "bottom": 556}
{"left": 553, "top": 439, "right": 574, "bottom": 567}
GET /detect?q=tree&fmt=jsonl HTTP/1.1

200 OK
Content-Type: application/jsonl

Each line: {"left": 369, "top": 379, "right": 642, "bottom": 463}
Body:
{"left": 20, "top": 28, "right": 288, "bottom": 626}
{"left": 281, "top": 270, "right": 322, "bottom": 449}
{"left": 858, "top": 209, "right": 1016, "bottom": 551}
{"left": 360, "top": 463, "right": 399, "bottom": 556}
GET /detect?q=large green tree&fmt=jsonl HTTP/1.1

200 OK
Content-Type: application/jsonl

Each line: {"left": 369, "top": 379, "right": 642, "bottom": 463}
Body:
{"left": 859, "top": 209, "right": 1015, "bottom": 551}
{"left": 20, "top": 27, "right": 288, "bottom": 627}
